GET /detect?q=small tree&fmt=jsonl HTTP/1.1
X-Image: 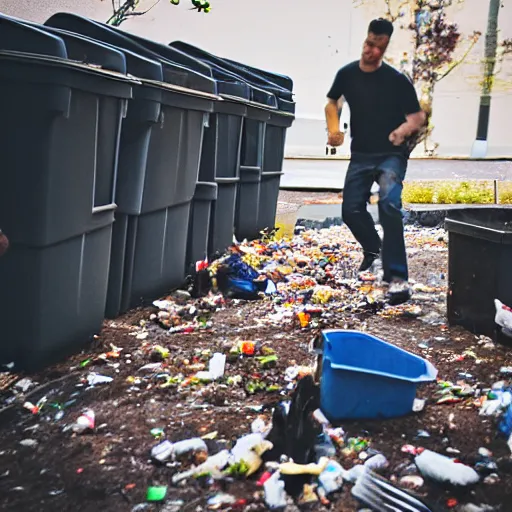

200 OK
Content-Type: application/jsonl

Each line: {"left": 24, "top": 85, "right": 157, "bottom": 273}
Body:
{"left": 503, "top": 38, "right": 512, "bottom": 55}
{"left": 354, "top": 0, "right": 481, "bottom": 155}
{"left": 107, "top": 0, "right": 211, "bottom": 26}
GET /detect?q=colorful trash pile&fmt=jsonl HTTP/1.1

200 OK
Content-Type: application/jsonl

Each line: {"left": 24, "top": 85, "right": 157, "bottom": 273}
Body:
{"left": 2, "top": 225, "right": 512, "bottom": 511}
{"left": 149, "top": 225, "right": 449, "bottom": 337}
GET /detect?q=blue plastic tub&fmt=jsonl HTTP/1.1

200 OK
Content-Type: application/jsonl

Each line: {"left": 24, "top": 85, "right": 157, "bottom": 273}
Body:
{"left": 318, "top": 330, "right": 437, "bottom": 420}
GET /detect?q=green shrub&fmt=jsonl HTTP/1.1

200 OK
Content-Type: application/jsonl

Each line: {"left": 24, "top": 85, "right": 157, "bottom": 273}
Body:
{"left": 402, "top": 183, "right": 435, "bottom": 204}
{"left": 436, "top": 182, "right": 456, "bottom": 204}
{"left": 499, "top": 182, "right": 512, "bottom": 204}
{"left": 402, "top": 180, "right": 511, "bottom": 205}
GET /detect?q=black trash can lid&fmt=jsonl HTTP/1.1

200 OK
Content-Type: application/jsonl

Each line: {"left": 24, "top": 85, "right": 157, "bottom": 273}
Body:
{"left": 224, "top": 57, "right": 293, "bottom": 92}
{"left": 0, "top": 15, "right": 68, "bottom": 58}
{"left": 0, "top": 14, "right": 137, "bottom": 100}
{"left": 107, "top": 28, "right": 213, "bottom": 80}
{"left": 169, "top": 41, "right": 294, "bottom": 102}
{"left": 115, "top": 30, "right": 258, "bottom": 109}
{"left": 45, "top": 13, "right": 217, "bottom": 96}
{"left": 445, "top": 206, "right": 512, "bottom": 244}
{"left": 20, "top": 21, "right": 128, "bottom": 75}
{"left": 41, "top": 25, "right": 164, "bottom": 81}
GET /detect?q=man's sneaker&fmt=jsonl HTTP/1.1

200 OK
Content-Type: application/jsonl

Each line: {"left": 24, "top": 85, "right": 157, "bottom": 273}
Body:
{"left": 358, "top": 252, "right": 379, "bottom": 273}
{"left": 358, "top": 254, "right": 381, "bottom": 282}
{"left": 387, "top": 279, "right": 412, "bottom": 305}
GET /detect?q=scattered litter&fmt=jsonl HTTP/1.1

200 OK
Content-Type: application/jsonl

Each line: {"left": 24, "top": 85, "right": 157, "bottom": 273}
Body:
{"left": 146, "top": 486, "right": 167, "bottom": 502}
{"left": 86, "top": 373, "right": 113, "bottom": 386}
{"left": 0, "top": 225, "right": 508, "bottom": 511}
{"left": 71, "top": 410, "right": 95, "bottom": 434}
{"left": 19, "top": 439, "right": 38, "bottom": 448}
{"left": 399, "top": 475, "right": 424, "bottom": 489}
{"left": 415, "top": 450, "right": 480, "bottom": 486}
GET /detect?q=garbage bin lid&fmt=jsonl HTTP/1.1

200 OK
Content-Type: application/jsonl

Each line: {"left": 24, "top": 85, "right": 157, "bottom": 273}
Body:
{"left": 0, "top": 15, "right": 68, "bottom": 59}
{"left": 169, "top": 41, "right": 293, "bottom": 100}
{"left": 0, "top": 14, "right": 138, "bottom": 96}
{"left": 109, "top": 28, "right": 213, "bottom": 81}
{"left": 20, "top": 21, "right": 128, "bottom": 75}
{"left": 3, "top": 14, "right": 156, "bottom": 81}
{"left": 113, "top": 28, "right": 268, "bottom": 111}
{"left": 45, "top": 13, "right": 217, "bottom": 95}
{"left": 445, "top": 206, "right": 512, "bottom": 244}
{"left": 223, "top": 57, "right": 293, "bottom": 92}
{"left": 166, "top": 43, "right": 277, "bottom": 110}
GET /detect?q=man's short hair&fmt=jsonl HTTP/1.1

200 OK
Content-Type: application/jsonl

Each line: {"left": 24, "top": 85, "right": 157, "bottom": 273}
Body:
{"left": 368, "top": 18, "right": 394, "bottom": 38}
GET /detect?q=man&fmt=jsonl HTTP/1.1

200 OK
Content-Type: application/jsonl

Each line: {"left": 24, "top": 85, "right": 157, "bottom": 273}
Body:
{"left": 325, "top": 18, "right": 426, "bottom": 304}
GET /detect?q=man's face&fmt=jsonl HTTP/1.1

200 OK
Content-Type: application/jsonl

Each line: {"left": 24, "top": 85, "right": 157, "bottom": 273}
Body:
{"left": 362, "top": 32, "right": 389, "bottom": 66}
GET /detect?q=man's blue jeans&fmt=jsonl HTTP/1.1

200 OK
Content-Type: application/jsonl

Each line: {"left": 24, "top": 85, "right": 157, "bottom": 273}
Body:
{"left": 342, "top": 152, "right": 408, "bottom": 282}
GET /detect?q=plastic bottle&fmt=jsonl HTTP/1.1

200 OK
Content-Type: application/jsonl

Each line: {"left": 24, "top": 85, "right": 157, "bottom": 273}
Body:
{"left": 264, "top": 471, "right": 287, "bottom": 509}
{"left": 415, "top": 450, "right": 480, "bottom": 486}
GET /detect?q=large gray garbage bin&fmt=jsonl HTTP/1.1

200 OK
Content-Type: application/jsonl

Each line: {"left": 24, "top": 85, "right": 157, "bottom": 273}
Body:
{"left": 168, "top": 41, "right": 298, "bottom": 242}
{"left": 188, "top": 182, "right": 218, "bottom": 266}
{"left": 45, "top": 13, "right": 217, "bottom": 316}
{"left": 0, "top": 16, "right": 134, "bottom": 369}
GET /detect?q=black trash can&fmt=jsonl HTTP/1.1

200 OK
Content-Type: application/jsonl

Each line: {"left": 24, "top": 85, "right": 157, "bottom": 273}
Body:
{"left": 235, "top": 166, "right": 261, "bottom": 241}
{"left": 169, "top": 41, "right": 282, "bottom": 246}
{"left": 446, "top": 206, "right": 512, "bottom": 338}
{"left": 197, "top": 81, "right": 249, "bottom": 255}
{"left": 0, "top": 17, "right": 134, "bottom": 369}
{"left": 259, "top": 105, "right": 295, "bottom": 233}
{"left": 213, "top": 60, "right": 296, "bottom": 234}
{"left": 117, "top": 31, "right": 263, "bottom": 269}
{"left": 170, "top": 42, "right": 297, "bottom": 239}
{"left": 188, "top": 182, "right": 218, "bottom": 265}
{"left": 45, "top": 13, "right": 217, "bottom": 316}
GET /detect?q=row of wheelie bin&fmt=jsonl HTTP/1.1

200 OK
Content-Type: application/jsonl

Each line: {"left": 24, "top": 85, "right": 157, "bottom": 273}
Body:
{"left": 0, "top": 12, "right": 295, "bottom": 370}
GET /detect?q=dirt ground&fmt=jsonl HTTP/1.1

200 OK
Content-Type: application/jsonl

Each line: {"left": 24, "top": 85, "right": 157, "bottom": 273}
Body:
{"left": 1, "top": 219, "right": 512, "bottom": 512}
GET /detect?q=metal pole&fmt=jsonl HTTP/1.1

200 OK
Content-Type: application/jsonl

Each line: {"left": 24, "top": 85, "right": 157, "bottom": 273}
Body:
{"left": 494, "top": 179, "right": 499, "bottom": 204}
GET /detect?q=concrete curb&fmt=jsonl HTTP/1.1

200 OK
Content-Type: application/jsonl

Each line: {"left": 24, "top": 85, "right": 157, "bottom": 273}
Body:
{"left": 294, "top": 204, "right": 512, "bottom": 231}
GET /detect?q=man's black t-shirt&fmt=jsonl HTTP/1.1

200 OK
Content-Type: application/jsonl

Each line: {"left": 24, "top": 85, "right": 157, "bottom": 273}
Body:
{"left": 327, "top": 61, "right": 421, "bottom": 156}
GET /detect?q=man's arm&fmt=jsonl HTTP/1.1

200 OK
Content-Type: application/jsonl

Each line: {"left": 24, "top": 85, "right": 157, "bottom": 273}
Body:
{"left": 325, "top": 97, "right": 344, "bottom": 146}
{"left": 392, "top": 110, "right": 427, "bottom": 138}
{"left": 325, "top": 69, "right": 346, "bottom": 146}
{"left": 389, "top": 74, "right": 426, "bottom": 146}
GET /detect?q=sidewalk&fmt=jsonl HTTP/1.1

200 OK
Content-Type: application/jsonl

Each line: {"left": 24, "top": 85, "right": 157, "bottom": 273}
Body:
{"left": 281, "top": 158, "right": 512, "bottom": 190}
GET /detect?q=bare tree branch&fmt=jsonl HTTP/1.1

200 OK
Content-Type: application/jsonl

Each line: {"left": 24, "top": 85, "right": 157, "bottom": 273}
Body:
{"left": 127, "top": 0, "right": 162, "bottom": 17}
{"left": 437, "top": 34, "right": 480, "bottom": 82}
{"left": 383, "top": 0, "right": 411, "bottom": 22}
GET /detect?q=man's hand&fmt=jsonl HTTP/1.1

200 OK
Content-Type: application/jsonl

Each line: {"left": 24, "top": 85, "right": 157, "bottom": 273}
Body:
{"left": 389, "top": 126, "right": 408, "bottom": 146}
{"left": 327, "top": 131, "right": 344, "bottom": 147}
{"left": 390, "top": 111, "right": 427, "bottom": 146}
{"left": 0, "top": 231, "right": 9, "bottom": 257}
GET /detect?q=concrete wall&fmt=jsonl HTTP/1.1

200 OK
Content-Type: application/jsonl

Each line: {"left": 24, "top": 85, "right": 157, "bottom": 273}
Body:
{"left": 2, "top": 0, "right": 511, "bottom": 158}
